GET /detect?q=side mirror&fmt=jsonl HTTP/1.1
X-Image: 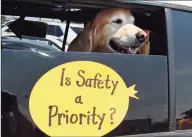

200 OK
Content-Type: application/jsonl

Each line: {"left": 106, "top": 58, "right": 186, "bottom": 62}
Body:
{"left": 8, "top": 17, "right": 48, "bottom": 39}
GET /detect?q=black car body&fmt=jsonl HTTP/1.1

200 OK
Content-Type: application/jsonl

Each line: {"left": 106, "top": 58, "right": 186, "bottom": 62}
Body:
{"left": 1, "top": 0, "right": 192, "bottom": 137}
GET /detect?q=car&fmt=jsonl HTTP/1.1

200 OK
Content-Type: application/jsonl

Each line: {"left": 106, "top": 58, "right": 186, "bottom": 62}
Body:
{"left": 2, "top": 0, "right": 192, "bottom": 137}
{"left": 1, "top": 36, "right": 61, "bottom": 52}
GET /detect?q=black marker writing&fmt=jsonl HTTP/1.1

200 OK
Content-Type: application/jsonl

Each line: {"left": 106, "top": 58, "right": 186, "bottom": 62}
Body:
{"left": 60, "top": 68, "right": 71, "bottom": 86}
{"left": 48, "top": 105, "right": 106, "bottom": 130}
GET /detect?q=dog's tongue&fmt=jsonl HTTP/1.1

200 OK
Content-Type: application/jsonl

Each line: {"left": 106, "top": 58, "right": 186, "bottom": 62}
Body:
{"left": 127, "top": 47, "right": 138, "bottom": 54}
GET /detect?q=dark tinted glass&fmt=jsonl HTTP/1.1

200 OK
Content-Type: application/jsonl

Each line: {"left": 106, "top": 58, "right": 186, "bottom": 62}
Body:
{"left": 47, "top": 25, "right": 56, "bottom": 36}
{"left": 171, "top": 10, "right": 192, "bottom": 130}
{"left": 55, "top": 26, "right": 63, "bottom": 37}
{"left": 47, "top": 25, "right": 63, "bottom": 37}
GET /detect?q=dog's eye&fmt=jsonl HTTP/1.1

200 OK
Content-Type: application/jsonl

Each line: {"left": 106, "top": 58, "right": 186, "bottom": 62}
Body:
{"left": 112, "top": 19, "right": 123, "bottom": 24}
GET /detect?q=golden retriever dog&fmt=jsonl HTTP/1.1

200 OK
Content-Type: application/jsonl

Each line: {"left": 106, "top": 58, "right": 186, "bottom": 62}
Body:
{"left": 67, "top": 8, "right": 148, "bottom": 54}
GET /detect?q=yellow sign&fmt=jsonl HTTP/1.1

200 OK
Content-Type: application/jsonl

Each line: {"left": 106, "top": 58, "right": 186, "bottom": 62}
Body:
{"left": 29, "top": 61, "right": 139, "bottom": 137}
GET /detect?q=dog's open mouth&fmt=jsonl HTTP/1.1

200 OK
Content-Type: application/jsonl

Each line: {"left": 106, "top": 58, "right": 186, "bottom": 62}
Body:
{"left": 109, "top": 40, "right": 139, "bottom": 54}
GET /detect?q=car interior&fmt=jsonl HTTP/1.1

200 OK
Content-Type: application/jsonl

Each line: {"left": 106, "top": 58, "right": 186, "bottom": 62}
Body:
{"left": 2, "top": 2, "right": 168, "bottom": 56}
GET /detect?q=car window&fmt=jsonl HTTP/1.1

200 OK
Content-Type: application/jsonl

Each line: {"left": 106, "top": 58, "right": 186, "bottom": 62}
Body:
{"left": 171, "top": 10, "right": 192, "bottom": 131}
{"left": 55, "top": 25, "right": 63, "bottom": 37}
{"left": 70, "top": 26, "right": 83, "bottom": 34}
{"left": 47, "top": 25, "right": 56, "bottom": 36}
{"left": 47, "top": 25, "right": 63, "bottom": 37}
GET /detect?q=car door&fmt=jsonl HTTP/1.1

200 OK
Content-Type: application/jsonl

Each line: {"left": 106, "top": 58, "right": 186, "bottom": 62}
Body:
{"left": 1, "top": 2, "right": 170, "bottom": 137}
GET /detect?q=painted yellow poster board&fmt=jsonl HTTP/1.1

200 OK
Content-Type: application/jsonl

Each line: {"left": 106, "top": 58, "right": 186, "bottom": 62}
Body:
{"left": 29, "top": 61, "right": 139, "bottom": 137}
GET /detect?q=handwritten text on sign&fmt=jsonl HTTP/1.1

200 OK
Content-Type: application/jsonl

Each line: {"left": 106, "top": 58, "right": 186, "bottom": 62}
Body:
{"left": 29, "top": 61, "right": 139, "bottom": 137}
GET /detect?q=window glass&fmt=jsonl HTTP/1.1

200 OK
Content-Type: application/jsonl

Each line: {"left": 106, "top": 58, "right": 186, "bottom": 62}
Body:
{"left": 47, "top": 25, "right": 56, "bottom": 36}
{"left": 171, "top": 10, "right": 192, "bottom": 130}
{"left": 70, "top": 26, "right": 83, "bottom": 34}
{"left": 55, "top": 26, "right": 63, "bottom": 37}
{"left": 47, "top": 25, "right": 63, "bottom": 37}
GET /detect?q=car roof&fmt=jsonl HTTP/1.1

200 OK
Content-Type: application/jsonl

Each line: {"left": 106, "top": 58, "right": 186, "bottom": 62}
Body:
{"left": 2, "top": 0, "right": 192, "bottom": 22}
{"left": 114, "top": 0, "right": 192, "bottom": 11}
{"left": 2, "top": 0, "right": 192, "bottom": 9}
{"left": 153, "top": 1, "right": 192, "bottom": 8}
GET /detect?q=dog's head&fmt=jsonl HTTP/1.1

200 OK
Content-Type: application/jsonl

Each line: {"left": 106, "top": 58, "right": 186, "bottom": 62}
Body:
{"left": 87, "top": 8, "right": 147, "bottom": 54}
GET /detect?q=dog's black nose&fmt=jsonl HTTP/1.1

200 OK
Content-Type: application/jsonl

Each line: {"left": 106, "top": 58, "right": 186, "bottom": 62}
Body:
{"left": 136, "top": 32, "right": 146, "bottom": 43}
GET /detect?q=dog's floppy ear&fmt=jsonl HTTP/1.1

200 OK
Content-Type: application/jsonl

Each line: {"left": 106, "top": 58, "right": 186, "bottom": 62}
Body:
{"left": 67, "top": 21, "right": 96, "bottom": 52}
{"left": 88, "top": 22, "right": 97, "bottom": 51}
{"left": 138, "top": 30, "right": 150, "bottom": 55}
{"left": 78, "top": 21, "right": 97, "bottom": 52}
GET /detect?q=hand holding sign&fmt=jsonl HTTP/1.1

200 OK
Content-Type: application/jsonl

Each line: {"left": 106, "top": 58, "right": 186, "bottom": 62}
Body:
{"left": 29, "top": 61, "right": 139, "bottom": 136}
